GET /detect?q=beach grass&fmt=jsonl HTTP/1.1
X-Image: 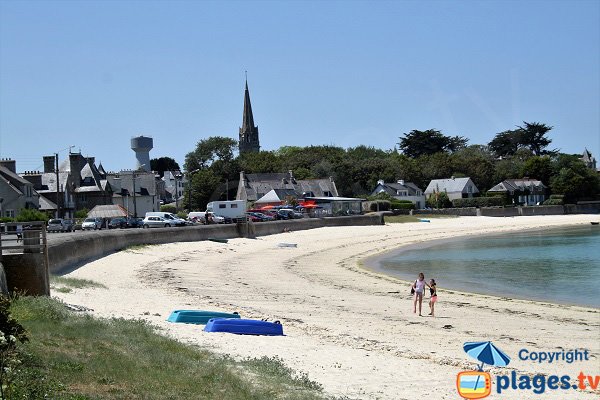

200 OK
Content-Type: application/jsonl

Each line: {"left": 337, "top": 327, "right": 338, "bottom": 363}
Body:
{"left": 50, "top": 276, "right": 108, "bottom": 293}
{"left": 9, "top": 296, "right": 330, "bottom": 400}
{"left": 385, "top": 214, "right": 458, "bottom": 223}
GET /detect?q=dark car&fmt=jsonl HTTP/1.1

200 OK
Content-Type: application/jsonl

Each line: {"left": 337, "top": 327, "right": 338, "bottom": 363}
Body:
{"left": 127, "top": 218, "right": 144, "bottom": 228}
{"left": 108, "top": 217, "right": 128, "bottom": 229}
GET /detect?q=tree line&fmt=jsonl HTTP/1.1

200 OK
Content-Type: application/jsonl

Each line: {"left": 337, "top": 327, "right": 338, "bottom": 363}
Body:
{"left": 150, "top": 121, "right": 599, "bottom": 211}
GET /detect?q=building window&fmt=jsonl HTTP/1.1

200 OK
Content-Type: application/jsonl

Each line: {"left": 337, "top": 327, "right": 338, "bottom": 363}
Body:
{"left": 324, "top": 191, "right": 332, "bottom": 197}
{"left": 5, "top": 210, "right": 15, "bottom": 218}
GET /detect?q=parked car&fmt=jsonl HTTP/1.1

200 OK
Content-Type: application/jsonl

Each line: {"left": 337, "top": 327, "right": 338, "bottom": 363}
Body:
{"left": 278, "top": 208, "right": 304, "bottom": 219}
{"left": 144, "top": 212, "right": 187, "bottom": 227}
{"left": 142, "top": 216, "right": 173, "bottom": 228}
{"left": 82, "top": 217, "right": 104, "bottom": 230}
{"left": 108, "top": 217, "right": 128, "bottom": 229}
{"left": 246, "top": 212, "right": 262, "bottom": 222}
{"left": 47, "top": 218, "right": 74, "bottom": 232}
{"left": 127, "top": 218, "right": 144, "bottom": 228}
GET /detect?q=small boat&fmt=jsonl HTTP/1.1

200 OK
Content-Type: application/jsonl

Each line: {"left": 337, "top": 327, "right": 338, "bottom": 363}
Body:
{"left": 591, "top": 222, "right": 599, "bottom": 225}
{"left": 419, "top": 219, "right": 431, "bottom": 223}
{"left": 208, "top": 238, "right": 229, "bottom": 243}
{"left": 167, "top": 310, "right": 240, "bottom": 325}
{"left": 277, "top": 242, "right": 297, "bottom": 248}
{"left": 204, "top": 318, "right": 284, "bottom": 336}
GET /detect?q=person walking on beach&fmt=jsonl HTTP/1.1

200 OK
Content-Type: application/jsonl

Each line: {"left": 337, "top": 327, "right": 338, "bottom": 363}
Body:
{"left": 412, "top": 272, "right": 430, "bottom": 316}
{"left": 428, "top": 278, "right": 438, "bottom": 317}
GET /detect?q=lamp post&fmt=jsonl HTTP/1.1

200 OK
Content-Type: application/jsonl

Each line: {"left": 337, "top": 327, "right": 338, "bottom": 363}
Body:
{"left": 174, "top": 171, "right": 183, "bottom": 212}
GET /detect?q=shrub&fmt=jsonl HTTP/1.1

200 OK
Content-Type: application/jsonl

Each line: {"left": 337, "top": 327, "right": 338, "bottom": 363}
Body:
{"left": 0, "top": 295, "right": 29, "bottom": 399}
{"left": 369, "top": 200, "right": 390, "bottom": 211}
{"left": 177, "top": 211, "right": 188, "bottom": 219}
{"left": 427, "top": 192, "right": 452, "bottom": 209}
{"left": 452, "top": 197, "right": 505, "bottom": 208}
{"left": 74, "top": 208, "right": 89, "bottom": 219}
{"left": 543, "top": 199, "right": 564, "bottom": 205}
{"left": 15, "top": 208, "right": 49, "bottom": 222}
{"left": 390, "top": 200, "right": 414, "bottom": 210}
{"left": 160, "top": 205, "right": 177, "bottom": 213}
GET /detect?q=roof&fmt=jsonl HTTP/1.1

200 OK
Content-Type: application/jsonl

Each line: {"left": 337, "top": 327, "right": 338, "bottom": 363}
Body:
{"left": 38, "top": 195, "right": 57, "bottom": 211}
{"left": 0, "top": 174, "right": 23, "bottom": 195}
{"left": 36, "top": 172, "right": 70, "bottom": 193}
{"left": 488, "top": 179, "right": 547, "bottom": 194}
{"left": 255, "top": 189, "right": 283, "bottom": 204}
{"left": 88, "top": 204, "right": 129, "bottom": 218}
{"left": 0, "top": 165, "right": 32, "bottom": 187}
{"left": 106, "top": 171, "right": 157, "bottom": 196}
{"left": 305, "top": 196, "right": 365, "bottom": 202}
{"left": 424, "top": 177, "right": 479, "bottom": 194}
{"left": 371, "top": 181, "right": 423, "bottom": 196}
{"left": 239, "top": 172, "right": 338, "bottom": 202}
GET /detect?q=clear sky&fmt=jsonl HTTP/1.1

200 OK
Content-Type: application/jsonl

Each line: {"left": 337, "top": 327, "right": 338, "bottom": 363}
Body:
{"left": 1, "top": 0, "right": 599, "bottom": 172}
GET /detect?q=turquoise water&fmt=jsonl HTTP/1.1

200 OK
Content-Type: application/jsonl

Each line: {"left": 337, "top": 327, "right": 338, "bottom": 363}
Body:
{"left": 376, "top": 225, "right": 600, "bottom": 307}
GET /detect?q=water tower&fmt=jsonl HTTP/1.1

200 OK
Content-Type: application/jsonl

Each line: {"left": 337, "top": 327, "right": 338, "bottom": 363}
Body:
{"left": 131, "top": 135, "right": 153, "bottom": 172}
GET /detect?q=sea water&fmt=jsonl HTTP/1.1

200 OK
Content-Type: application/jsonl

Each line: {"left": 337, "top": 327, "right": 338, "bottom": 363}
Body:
{"left": 375, "top": 225, "right": 600, "bottom": 308}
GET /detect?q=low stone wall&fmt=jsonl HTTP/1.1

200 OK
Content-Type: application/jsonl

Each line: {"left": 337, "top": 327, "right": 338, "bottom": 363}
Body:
{"left": 479, "top": 207, "right": 519, "bottom": 217}
{"left": 412, "top": 208, "right": 478, "bottom": 216}
{"left": 48, "top": 214, "right": 383, "bottom": 274}
{"left": 519, "top": 205, "right": 565, "bottom": 216}
{"left": 2, "top": 253, "right": 49, "bottom": 295}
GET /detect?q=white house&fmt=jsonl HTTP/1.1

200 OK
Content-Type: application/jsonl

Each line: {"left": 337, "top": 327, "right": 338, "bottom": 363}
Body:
{"left": 370, "top": 179, "right": 426, "bottom": 209}
{"left": 424, "top": 177, "right": 479, "bottom": 201}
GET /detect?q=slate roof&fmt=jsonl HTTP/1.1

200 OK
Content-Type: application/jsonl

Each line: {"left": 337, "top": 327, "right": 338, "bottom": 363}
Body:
{"left": 238, "top": 172, "right": 338, "bottom": 202}
{"left": 424, "top": 177, "right": 479, "bottom": 194}
{"left": 37, "top": 172, "right": 70, "bottom": 193}
{"left": 371, "top": 181, "right": 423, "bottom": 197}
{"left": 488, "top": 179, "right": 547, "bottom": 194}
{"left": 106, "top": 171, "right": 157, "bottom": 196}
{"left": 38, "top": 195, "right": 57, "bottom": 211}
{"left": 0, "top": 165, "right": 32, "bottom": 188}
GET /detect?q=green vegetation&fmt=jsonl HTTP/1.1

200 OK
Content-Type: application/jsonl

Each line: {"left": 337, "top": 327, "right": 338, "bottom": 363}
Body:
{"left": 452, "top": 197, "right": 505, "bottom": 208}
{"left": 160, "top": 204, "right": 177, "bottom": 213}
{"left": 6, "top": 296, "right": 331, "bottom": 400}
{"left": 181, "top": 123, "right": 599, "bottom": 211}
{"left": 74, "top": 209, "right": 89, "bottom": 219}
{"left": 50, "top": 276, "right": 107, "bottom": 290}
{"left": 15, "top": 208, "right": 49, "bottom": 223}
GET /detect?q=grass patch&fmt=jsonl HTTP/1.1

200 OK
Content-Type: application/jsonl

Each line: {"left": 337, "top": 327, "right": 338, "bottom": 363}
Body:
{"left": 123, "top": 243, "right": 154, "bottom": 253}
{"left": 9, "top": 297, "right": 330, "bottom": 400}
{"left": 50, "top": 276, "right": 107, "bottom": 290}
{"left": 385, "top": 214, "right": 458, "bottom": 223}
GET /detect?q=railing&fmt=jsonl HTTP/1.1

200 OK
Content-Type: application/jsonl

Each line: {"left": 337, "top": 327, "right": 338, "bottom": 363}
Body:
{"left": 0, "top": 221, "right": 48, "bottom": 256}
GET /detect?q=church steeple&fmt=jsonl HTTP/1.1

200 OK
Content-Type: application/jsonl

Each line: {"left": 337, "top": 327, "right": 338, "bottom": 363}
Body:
{"left": 239, "top": 78, "right": 260, "bottom": 154}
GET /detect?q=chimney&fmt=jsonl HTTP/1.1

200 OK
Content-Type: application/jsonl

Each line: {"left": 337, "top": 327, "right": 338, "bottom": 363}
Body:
{"left": 239, "top": 171, "right": 246, "bottom": 186}
{"left": 289, "top": 170, "right": 296, "bottom": 184}
{"left": 397, "top": 179, "right": 404, "bottom": 186}
{"left": 43, "top": 155, "right": 56, "bottom": 173}
{"left": 377, "top": 179, "right": 384, "bottom": 185}
{"left": 23, "top": 171, "right": 42, "bottom": 189}
{"left": 86, "top": 157, "right": 95, "bottom": 166}
{"left": 0, "top": 159, "right": 16, "bottom": 173}
{"left": 70, "top": 153, "right": 82, "bottom": 186}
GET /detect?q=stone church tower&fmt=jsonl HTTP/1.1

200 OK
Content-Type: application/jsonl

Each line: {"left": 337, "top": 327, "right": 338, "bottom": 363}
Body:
{"left": 238, "top": 80, "right": 260, "bottom": 154}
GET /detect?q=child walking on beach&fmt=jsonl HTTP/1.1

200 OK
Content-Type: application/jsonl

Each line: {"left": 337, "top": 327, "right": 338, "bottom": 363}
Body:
{"left": 412, "top": 273, "right": 430, "bottom": 316}
{"left": 428, "top": 279, "right": 437, "bottom": 317}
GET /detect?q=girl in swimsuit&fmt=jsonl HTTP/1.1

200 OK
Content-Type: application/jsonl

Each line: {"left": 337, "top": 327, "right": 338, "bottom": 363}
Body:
{"left": 428, "top": 279, "right": 437, "bottom": 317}
{"left": 412, "top": 273, "right": 430, "bottom": 316}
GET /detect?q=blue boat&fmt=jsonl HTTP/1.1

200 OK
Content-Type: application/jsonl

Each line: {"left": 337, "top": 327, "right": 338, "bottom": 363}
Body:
{"left": 419, "top": 219, "right": 431, "bottom": 223}
{"left": 167, "top": 310, "right": 240, "bottom": 325}
{"left": 204, "top": 318, "right": 284, "bottom": 336}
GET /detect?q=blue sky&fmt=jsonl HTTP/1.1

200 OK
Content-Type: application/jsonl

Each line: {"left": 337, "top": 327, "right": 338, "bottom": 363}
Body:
{"left": 1, "top": 0, "right": 599, "bottom": 172}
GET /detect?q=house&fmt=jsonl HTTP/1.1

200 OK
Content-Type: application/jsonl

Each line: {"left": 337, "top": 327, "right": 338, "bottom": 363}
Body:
{"left": 106, "top": 170, "right": 159, "bottom": 218}
{"left": 237, "top": 170, "right": 338, "bottom": 204}
{"left": 370, "top": 179, "right": 426, "bottom": 209}
{"left": 162, "top": 170, "right": 187, "bottom": 207}
{"left": 0, "top": 159, "right": 39, "bottom": 218}
{"left": 581, "top": 148, "right": 597, "bottom": 170}
{"left": 487, "top": 178, "right": 547, "bottom": 206}
{"left": 424, "top": 177, "right": 479, "bottom": 201}
{"left": 22, "top": 153, "right": 112, "bottom": 218}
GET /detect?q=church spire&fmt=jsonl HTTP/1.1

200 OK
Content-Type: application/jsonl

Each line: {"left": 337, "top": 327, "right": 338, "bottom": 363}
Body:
{"left": 239, "top": 76, "right": 260, "bottom": 154}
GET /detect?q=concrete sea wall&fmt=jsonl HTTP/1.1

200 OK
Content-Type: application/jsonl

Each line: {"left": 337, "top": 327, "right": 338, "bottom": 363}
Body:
{"left": 48, "top": 214, "right": 383, "bottom": 274}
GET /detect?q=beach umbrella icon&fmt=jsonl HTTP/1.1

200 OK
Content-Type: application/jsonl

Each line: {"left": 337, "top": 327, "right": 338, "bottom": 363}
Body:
{"left": 463, "top": 341, "right": 511, "bottom": 370}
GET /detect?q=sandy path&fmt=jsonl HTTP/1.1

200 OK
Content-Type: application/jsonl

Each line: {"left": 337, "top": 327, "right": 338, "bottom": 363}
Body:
{"left": 54, "top": 215, "right": 600, "bottom": 399}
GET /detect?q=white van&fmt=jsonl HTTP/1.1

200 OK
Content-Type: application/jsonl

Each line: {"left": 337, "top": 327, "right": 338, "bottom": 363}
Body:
{"left": 144, "top": 212, "right": 187, "bottom": 226}
{"left": 206, "top": 200, "right": 246, "bottom": 221}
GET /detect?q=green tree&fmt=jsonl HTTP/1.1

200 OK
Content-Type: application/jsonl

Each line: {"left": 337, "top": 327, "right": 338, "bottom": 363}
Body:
{"left": 426, "top": 191, "right": 452, "bottom": 209}
{"left": 451, "top": 146, "right": 496, "bottom": 192}
{"left": 398, "top": 129, "right": 468, "bottom": 158}
{"left": 550, "top": 157, "right": 600, "bottom": 202}
{"left": 15, "top": 208, "right": 49, "bottom": 222}
{"left": 488, "top": 130, "right": 521, "bottom": 157}
{"left": 238, "top": 151, "right": 282, "bottom": 174}
{"left": 520, "top": 156, "right": 553, "bottom": 184}
{"left": 150, "top": 157, "right": 180, "bottom": 178}
{"left": 184, "top": 137, "right": 237, "bottom": 172}
{"left": 183, "top": 169, "right": 221, "bottom": 211}
{"left": 518, "top": 121, "right": 555, "bottom": 156}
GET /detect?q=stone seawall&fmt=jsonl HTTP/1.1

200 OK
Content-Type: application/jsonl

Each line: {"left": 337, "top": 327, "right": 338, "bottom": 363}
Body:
{"left": 49, "top": 214, "right": 383, "bottom": 274}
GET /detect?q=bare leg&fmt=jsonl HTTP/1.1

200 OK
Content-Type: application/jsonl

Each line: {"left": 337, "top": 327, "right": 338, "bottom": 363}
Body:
{"left": 413, "top": 294, "right": 417, "bottom": 313}
{"left": 431, "top": 301, "right": 435, "bottom": 317}
{"left": 418, "top": 294, "right": 423, "bottom": 316}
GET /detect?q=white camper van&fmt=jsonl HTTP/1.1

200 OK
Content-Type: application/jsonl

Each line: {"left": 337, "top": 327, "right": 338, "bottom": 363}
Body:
{"left": 206, "top": 200, "right": 246, "bottom": 222}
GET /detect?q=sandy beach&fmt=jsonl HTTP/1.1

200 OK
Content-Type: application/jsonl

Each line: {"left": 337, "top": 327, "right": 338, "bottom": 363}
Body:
{"left": 54, "top": 215, "right": 600, "bottom": 399}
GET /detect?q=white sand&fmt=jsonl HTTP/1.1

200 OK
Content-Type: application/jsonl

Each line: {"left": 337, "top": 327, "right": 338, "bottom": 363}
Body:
{"left": 54, "top": 215, "right": 600, "bottom": 399}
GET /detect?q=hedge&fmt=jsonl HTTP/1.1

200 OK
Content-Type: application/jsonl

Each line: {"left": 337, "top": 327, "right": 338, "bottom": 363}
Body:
{"left": 369, "top": 200, "right": 390, "bottom": 211}
{"left": 452, "top": 197, "right": 505, "bottom": 208}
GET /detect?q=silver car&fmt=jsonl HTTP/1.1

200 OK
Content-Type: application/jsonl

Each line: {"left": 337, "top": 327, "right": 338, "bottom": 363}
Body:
{"left": 142, "top": 216, "right": 173, "bottom": 228}
{"left": 48, "top": 218, "right": 74, "bottom": 232}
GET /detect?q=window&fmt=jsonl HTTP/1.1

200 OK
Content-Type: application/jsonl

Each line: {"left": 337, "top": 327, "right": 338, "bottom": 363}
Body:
{"left": 324, "top": 191, "right": 332, "bottom": 197}
{"left": 231, "top": 204, "right": 238, "bottom": 208}
{"left": 219, "top": 204, "right": 226, "bottom": 209}
{"left": 5, "top": 210, "right": 15, "bottom": 218}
